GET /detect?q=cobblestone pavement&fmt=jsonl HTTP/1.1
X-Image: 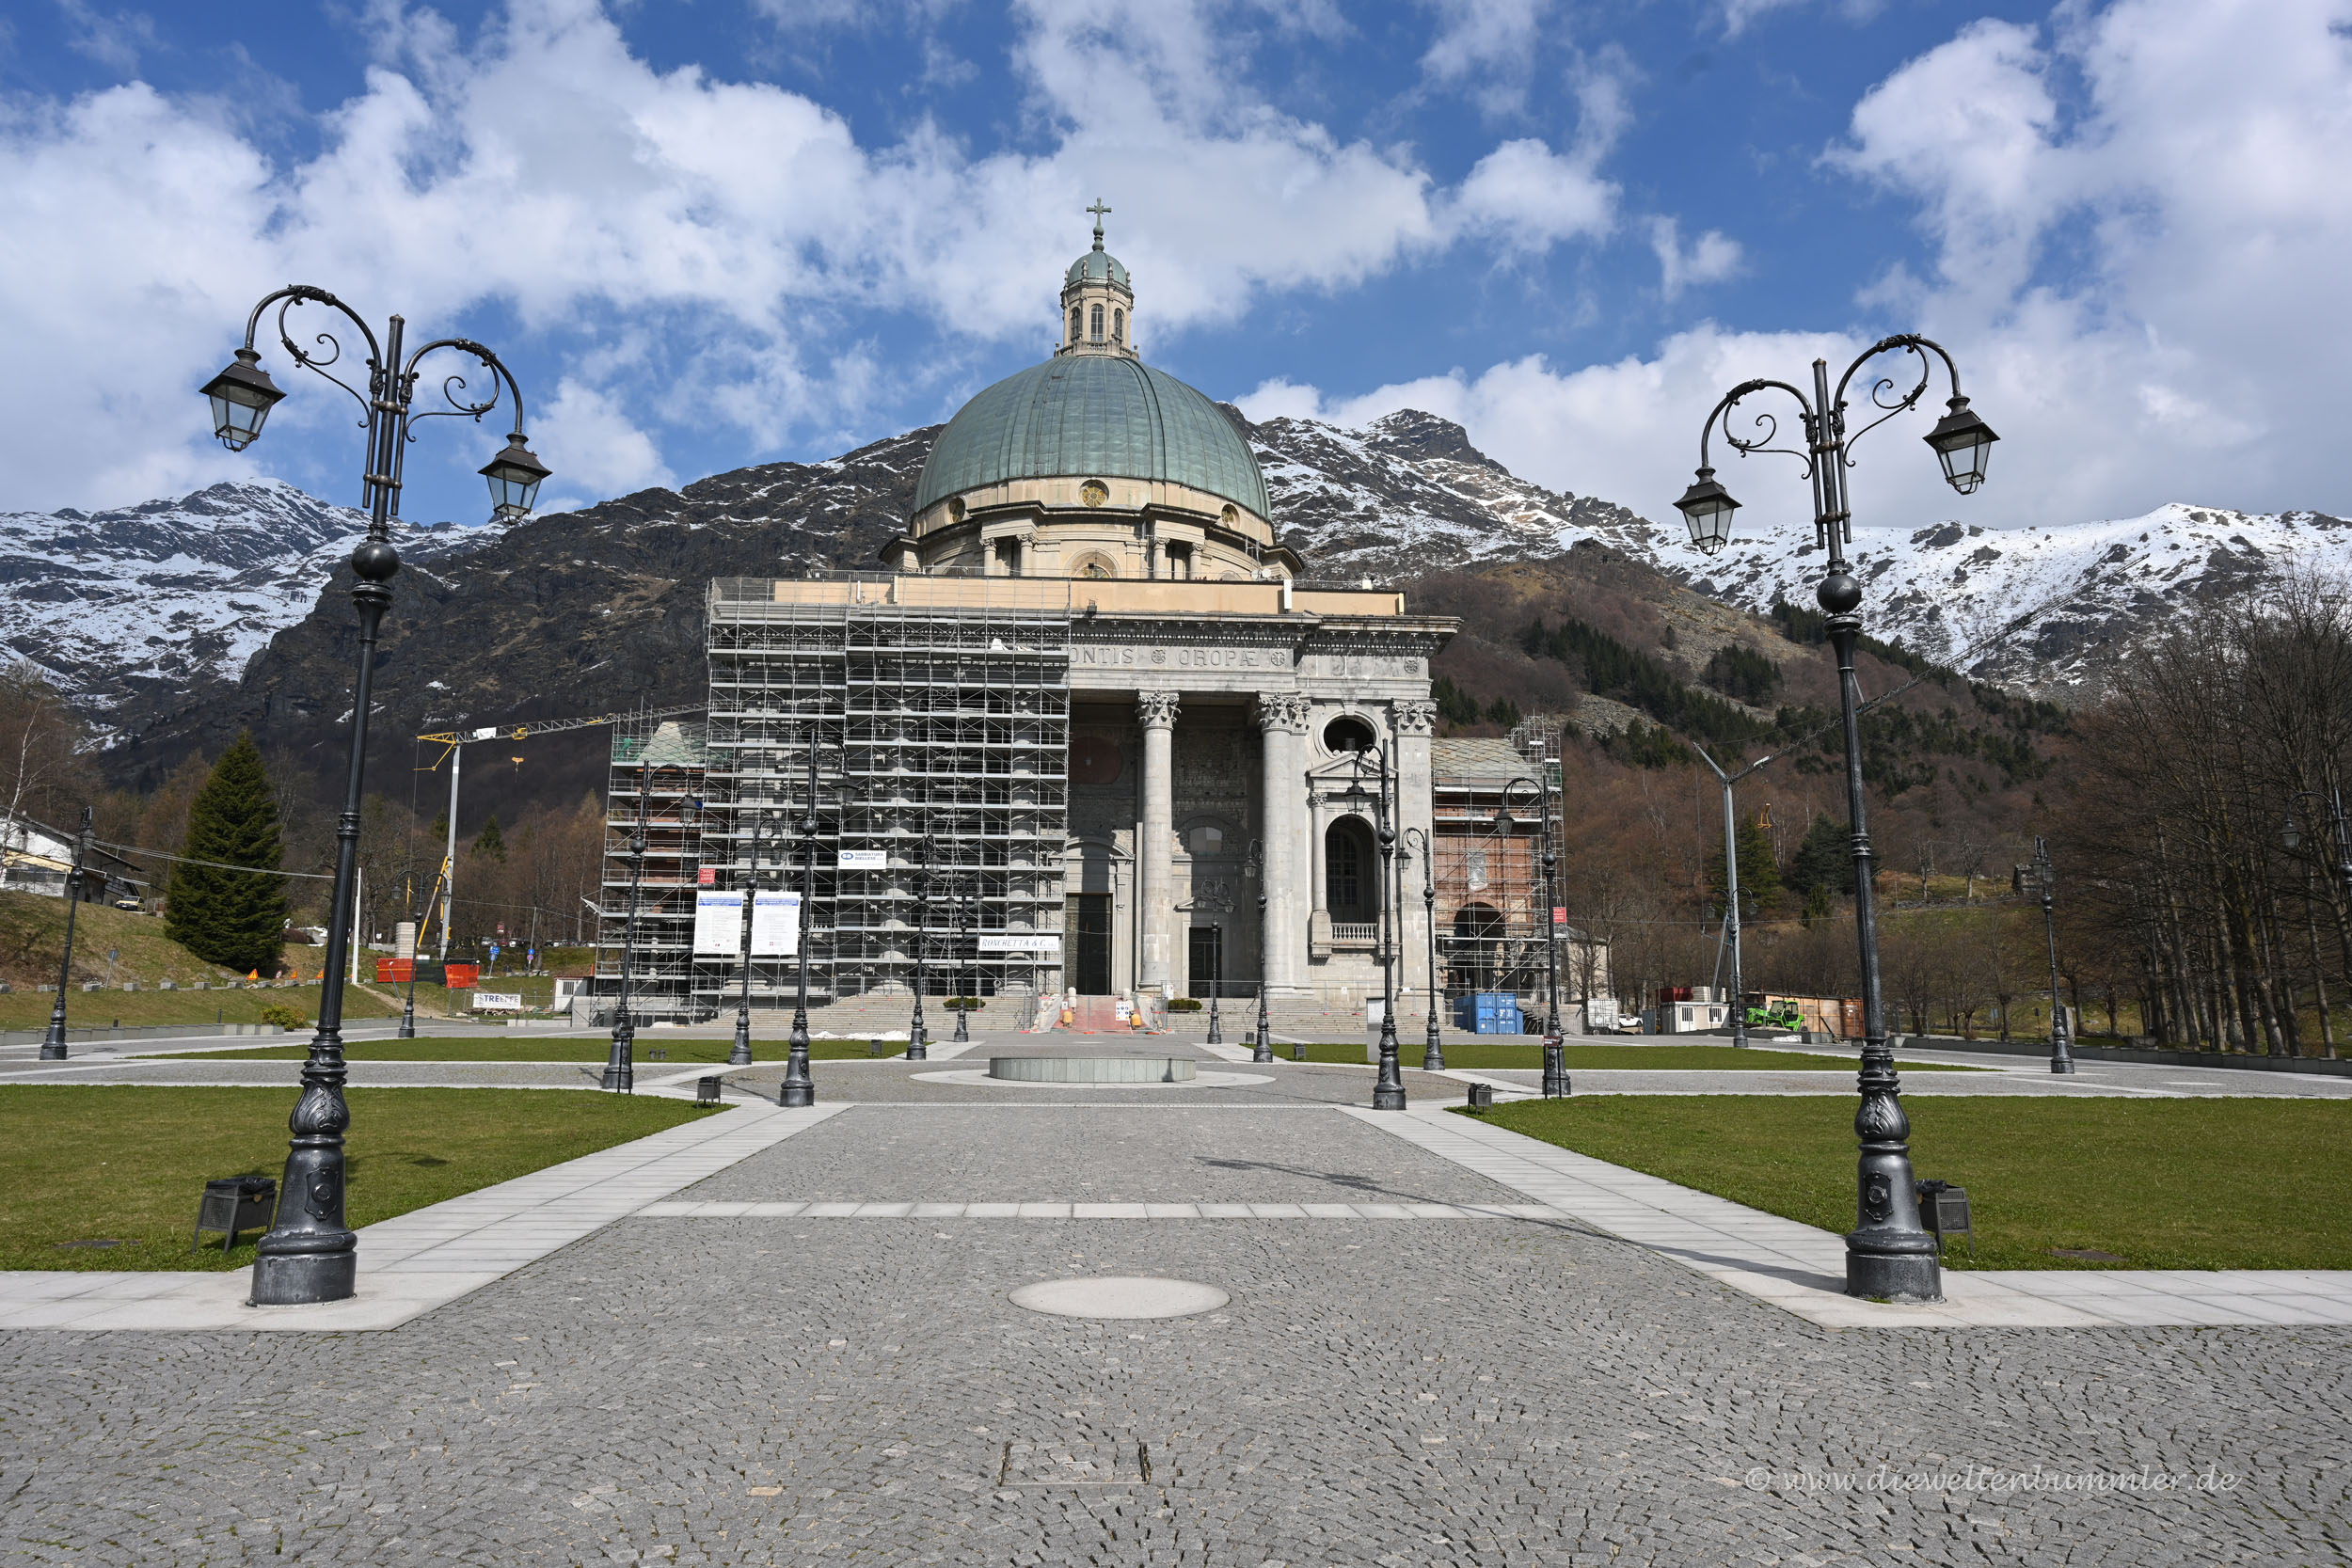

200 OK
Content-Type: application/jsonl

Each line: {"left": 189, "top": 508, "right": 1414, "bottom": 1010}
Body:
{"left": 2, "top": 1093, "right": 2347, "bottom": 1565}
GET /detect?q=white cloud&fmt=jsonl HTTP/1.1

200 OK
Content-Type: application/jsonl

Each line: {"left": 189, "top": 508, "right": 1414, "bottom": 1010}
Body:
{"left": 1646, "top": 216, "right": 1742, "bottom": 300}
{"left": 1256, "top": 0, "right": 2352, "bottom": 534}
{"left": 1452, "top": 137, "right": 1616, "bottom": 250}
{"left": 0, "top": 0, "right": 1632, "bottom": 514}
{"left": 533, "top": 378, "right": 674, "bottom": 496}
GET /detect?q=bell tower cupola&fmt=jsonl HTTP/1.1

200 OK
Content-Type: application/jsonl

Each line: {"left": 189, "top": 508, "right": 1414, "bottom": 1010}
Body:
{"left": 1057, "top": 198, "right": 1136, "bottom": 359}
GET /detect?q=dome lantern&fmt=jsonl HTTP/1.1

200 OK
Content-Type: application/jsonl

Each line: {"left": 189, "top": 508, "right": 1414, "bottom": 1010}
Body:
{"left": 1059, "top": 198, "right": 1136, "bottom": 359}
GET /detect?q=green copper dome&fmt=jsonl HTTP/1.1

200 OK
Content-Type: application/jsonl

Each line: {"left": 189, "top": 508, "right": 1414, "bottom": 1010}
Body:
{"left": 914, "top": 356, "right": 1271, "bottom": 518}
{"left": 1065, "top": 248, "right": 1130, "bottom": 289}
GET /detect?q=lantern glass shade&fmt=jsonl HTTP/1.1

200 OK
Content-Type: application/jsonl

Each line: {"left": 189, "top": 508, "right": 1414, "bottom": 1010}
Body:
{"left": 1674, "top": 467, "right": 1740, "bottom": 556}
{"left": 479, "top": 433, "right": 551, "bottom": 521}
{"left": 1925, "top": 398, "right": 1998, "bottom": 495}
{"left": 2282, "top": 815, "right": 2304, "bottom": 850}
{"left": 199, "top": 350, "right": 285, "bottom": 452}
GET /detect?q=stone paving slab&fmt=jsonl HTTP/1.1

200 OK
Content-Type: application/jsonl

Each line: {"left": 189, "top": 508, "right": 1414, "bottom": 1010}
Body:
{"left": 0, "top": 1102, "right": 845, "bottom": 1332}
{"left": 675, "top": 1103, "right": 1529, "bottom": 1206}
{"left": 641, "top": 1198, "right": 1565, "bottom": 1220}
{"left": 1356, "top": 1105, "right": 2352, "bottom": 1329}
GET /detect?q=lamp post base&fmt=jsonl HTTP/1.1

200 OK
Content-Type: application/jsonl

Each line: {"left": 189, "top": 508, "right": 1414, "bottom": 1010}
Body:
{"left": 602, "top": 1022, "right": 635, "bottom": 1093}
{"left": 1843, "top": 1242, "right": 1944, "bottom": 1304}
{"left": 1541, "top": 1038, "right": 1568, "bottom": 1098}
{"left": 249, "top": 1243, "right": 358, "bottom": 1307}
{"left": 1422, "top": 1027, "right": 1444, "bottom": 1072}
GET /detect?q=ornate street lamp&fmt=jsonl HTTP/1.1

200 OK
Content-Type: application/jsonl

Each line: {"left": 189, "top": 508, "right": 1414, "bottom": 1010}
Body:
{"left": 604, "top": 758, "right": 651, "bottom": 1093}
{"left": 207, "top": 285, "right": 547, "bottom": 1307}
{"left": 1677, "top": 333, "right": 1996, "bottom": 1305}
{"left": 1349, "top": 746, "right": 1406, "bottom": 1110}
{"left": 2012, "top": 837, "right": 2074, "bottom": 1075}
{"left": 730, "top": 805, "right": 784, "bottom": 1069}
{"left": 906, "top": 835, "right": 934, "bottom": 1060}
{"left": 1204, "top": 908, "right": 1225, "bottom": 1045}
{"left": 778, "top": 733, "right": 819, "bottom": 1108}
{"left": 1246, "top": 840, "right": 1274, "bottom": 1063}
{"left": 37, "top": 808, "right": 92, "bottom": 1061}
{"left": 1404, "top": 826, "right": 1441, "bottom": 1070}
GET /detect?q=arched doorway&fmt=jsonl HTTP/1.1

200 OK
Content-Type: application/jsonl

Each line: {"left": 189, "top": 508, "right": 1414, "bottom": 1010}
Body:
{"left": 1452, "top": 902, "right": 1506, "bottom": 993}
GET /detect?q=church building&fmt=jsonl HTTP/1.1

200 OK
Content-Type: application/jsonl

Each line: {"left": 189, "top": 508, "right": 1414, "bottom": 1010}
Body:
{"left": 596, "top": 212, "right": 1578, "bottom": 1026}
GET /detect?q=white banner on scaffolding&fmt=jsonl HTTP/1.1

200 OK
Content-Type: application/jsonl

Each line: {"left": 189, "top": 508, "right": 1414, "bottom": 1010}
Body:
{"left": 691, "top": 889, "right": 745, "bottom": 955}
{"left": 977, "top": 933, "right": 1061, "bottom": 955}
{"left": 751, "top": 890, "right": 801, "bottom": 958}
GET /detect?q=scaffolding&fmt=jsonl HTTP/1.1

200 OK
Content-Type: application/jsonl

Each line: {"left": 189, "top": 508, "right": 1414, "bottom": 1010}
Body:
{"left": 1427, "top": 721, "right": 1572, "bottom": 1005}
{"left": 697, "top": 574, "right": 1073, "bottom": 1012}
{"left": 593, "top": 718, "right": 708, "bottom": 1022}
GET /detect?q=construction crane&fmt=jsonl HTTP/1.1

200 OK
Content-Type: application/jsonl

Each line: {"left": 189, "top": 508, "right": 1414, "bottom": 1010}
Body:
{"left": 417, "top": 702, "right": 704, "bottom": 958}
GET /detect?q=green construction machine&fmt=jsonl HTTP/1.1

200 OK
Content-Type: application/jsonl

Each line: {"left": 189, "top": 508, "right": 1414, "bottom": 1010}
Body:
{"left": 1742, "top": 994, "right": 1804, "bottom": 1032}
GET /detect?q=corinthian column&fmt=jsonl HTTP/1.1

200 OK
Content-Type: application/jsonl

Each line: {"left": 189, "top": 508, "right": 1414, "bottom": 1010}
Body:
{"left": 1254, "top": 694, "right": 1311, "bottom": 997}
{"left": 1392, "top": 699, "right": 1438, "bottom": 1020}
{"left": 1136, "top": 691, "right": 1180, "bottom": 999}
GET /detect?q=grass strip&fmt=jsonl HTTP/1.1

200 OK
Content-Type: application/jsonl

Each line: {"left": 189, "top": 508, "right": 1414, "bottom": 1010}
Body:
{"left": 1467, "top": 1094, "right": 2352, "bottom": 1270}
{"left": 0, "top": 1085, "right": 710, "bottom": 1273}
{"left": 1285, "top": 1042, "right": 1979, "bottom": 1071}
{"left": 151, "top": 1037, "right": 898, "bottom": 1062}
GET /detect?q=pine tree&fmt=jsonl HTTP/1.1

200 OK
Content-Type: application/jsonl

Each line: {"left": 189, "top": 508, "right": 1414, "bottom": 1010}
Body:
{"left": 165, "top": 731, "right": 288, "bottom": 973}
{"left": 471, "top": 814, "right": 508, "bottom": 863}
{"left": 1784, "top": 811, "right": 1857, "bottom": 897}
{"left": 1710, "top": 813, "right": 1782, "bottom": 915}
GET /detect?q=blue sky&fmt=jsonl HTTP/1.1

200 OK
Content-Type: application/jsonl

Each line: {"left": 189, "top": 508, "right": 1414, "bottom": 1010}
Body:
{"left": 1, "top": 0, "right": 2344, "bottom": 538}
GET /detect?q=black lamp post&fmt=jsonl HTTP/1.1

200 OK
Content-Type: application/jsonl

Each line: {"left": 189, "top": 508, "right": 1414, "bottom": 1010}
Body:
{"left": 731, "top": 805, "right": 782, "bottom": 1069}
{"left": 1247, "top": 840, "right": 1274, "bottom": 1063}
{"left": 37, "top": 807, "right": 91, "bottom": 1061}
{"left": 397, "top": 895, "right": 421, "bottom": 1040}
{"left": 778, "top": 733, "right": 818, "bottom": 1108}
{"left": 1404, "top": 826, "right": 1441, "bottom": 1070}
{"left": 206, "top": 285, "right": 546, "bottom": 1307}
{"left": 1677, "top": 334, "right": 1995, "bottom": 1306}
{"left": 1352, "top": 746, "right": 1406, "bottom": 1111}
{"left": 2012, "top": 837, "right": 2074, "bottom": 1074}
{"left": 1204, "top": 909, "right": 1225, "bottom": 1045}
{"left": 952, "top": 890, "right": 973, "bottom": 1045}
{"left": 906, "top": 835, "right": 933, "bottom": 1060}
{"left": 604, "top": 758, "right": 651, "bottom": 1093}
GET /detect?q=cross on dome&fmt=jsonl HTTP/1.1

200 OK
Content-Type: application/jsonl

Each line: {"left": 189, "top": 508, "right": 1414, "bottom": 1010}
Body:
{"left": 1087, "top": 198, "right": 1111, "bottom": 249}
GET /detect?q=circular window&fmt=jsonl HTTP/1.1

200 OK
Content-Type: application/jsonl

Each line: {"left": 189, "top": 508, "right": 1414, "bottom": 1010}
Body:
{"left": 1069, "top": 735, "right": 1121, "bottom": 784}
{"left": 1219, "top": 504, "right": 1238, "bottom": 526}
{"left": 946, "top": 498, "right": 966, "bottom": 522}
{"left": 1324, "top": 716, "right": 1376, "bottom": 753}
{"left": 1080, "top": 480, "right": 1109, "bottom": 507}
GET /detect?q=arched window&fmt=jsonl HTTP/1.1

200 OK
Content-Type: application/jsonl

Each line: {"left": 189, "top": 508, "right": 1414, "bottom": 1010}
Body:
{"left": 1112, "top": 308, "right": 1124, "bottom": 345}
{"left": 1089, "top": 303, "right": 1104, "bottom": 341}
{"left": 1070, "top": 307, "right": 1082, "bottom": 343}
{"left": 1323, "top": 716, "right": 1376, "bottom": 754}
{"left": 1326, "top": 818, "right": 1378, "bottom": 921}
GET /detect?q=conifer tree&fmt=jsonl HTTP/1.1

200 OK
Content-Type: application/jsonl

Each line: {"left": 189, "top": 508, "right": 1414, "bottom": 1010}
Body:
{"left": 165, "top": 731, "right": 288, "bottom": 973}
{"left": 1784, "top": 812, "right": 1857, "bottom": 898}
{"left": 471, "top": 814, "right": 507, "bottom": 863}
{"left": 1709, "top": 813, "right": 1782, "bottom": 915}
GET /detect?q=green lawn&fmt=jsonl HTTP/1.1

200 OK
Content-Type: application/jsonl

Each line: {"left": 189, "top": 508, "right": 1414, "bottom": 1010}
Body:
{"left": 1289, "top": 1041, "right": 1980, "bottom": 1071}
{"left": 0, "top": 1086, "right": 712, "bottom": 1272}
{"left": 1, "top": 982, "right": 401, "bottom": 1031}
{"left": 1470, "top": 1095, "right": 2352, "bottom": 1270}
{"left": 157, "top": 1036, "right": 898, "bottom": 1062}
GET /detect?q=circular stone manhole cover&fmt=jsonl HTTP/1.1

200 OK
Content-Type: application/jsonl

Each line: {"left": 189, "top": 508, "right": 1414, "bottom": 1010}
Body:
{"left": 1009, "top": 1275, "right": 1230, "bottom": 1320}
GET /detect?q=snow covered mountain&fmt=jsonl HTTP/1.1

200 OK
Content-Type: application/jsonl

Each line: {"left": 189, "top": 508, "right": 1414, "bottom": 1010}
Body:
{"left": 6, "top": 416, "right": 2343, "bottom": 752}
{"left": 1661, "top": 504, "right": 2352, "bottom": 693}
{"left": 1251, "top": 409, "right": 1671, "bottom": 576}
{"left": 0, "top": 480, "right": 500, "bottom": 726}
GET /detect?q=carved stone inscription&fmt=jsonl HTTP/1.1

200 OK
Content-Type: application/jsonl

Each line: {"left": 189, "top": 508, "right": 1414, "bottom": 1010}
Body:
{"left": 1073, "top": 644, "right": 1282, "bottom": 671}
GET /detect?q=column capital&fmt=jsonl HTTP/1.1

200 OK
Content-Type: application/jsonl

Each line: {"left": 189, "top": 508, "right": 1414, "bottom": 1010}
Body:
{"left": 1253, "top": 693, "right": 1311, "bottom": 734}
{"left": 1391, "top": 699, "right": 1438, "bottom": 736}
{"left": 1136, "top": 690, "right": 1181, "bottom": 729}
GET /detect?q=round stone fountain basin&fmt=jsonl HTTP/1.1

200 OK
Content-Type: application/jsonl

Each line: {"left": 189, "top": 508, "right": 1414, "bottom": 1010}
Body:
{"left": 987, "top": 1056, "right": 1198, "bottom": 1084}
